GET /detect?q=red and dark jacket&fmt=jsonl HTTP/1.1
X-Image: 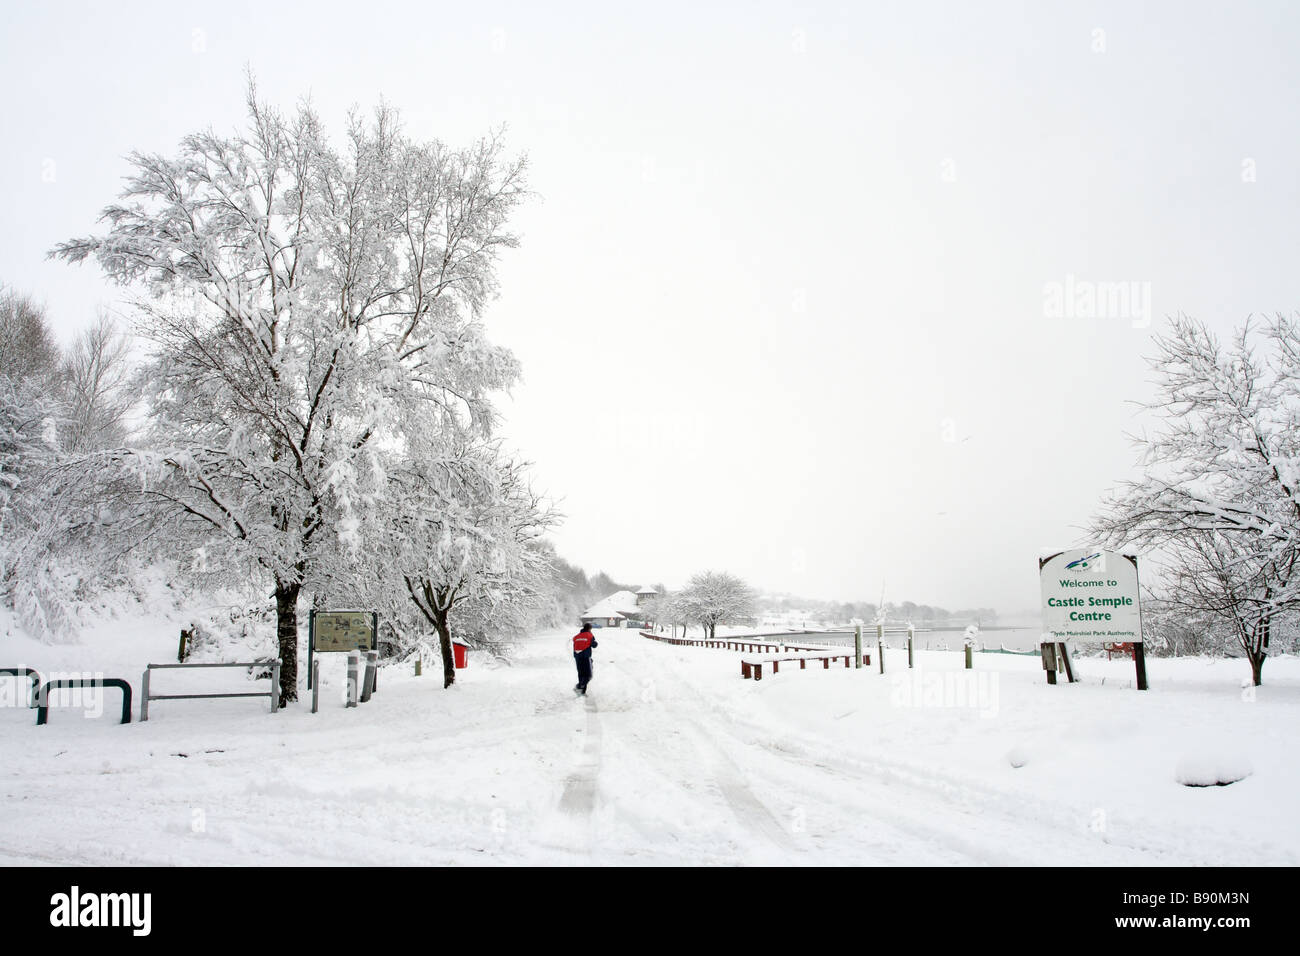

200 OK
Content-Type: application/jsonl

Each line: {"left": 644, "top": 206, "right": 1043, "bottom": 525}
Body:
{"left": 572, "top": 629, "right": 598, "bottom": 654}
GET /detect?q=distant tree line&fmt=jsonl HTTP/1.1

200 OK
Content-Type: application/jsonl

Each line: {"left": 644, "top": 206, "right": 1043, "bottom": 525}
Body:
{"left": 754, "top": 595, "right": 999, "bottom": 627}
{"left": 528, "top": 553, "right": 640, "bottom": 630}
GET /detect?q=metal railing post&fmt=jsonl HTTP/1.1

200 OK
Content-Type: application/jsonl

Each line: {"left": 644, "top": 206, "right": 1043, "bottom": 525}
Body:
{"left": 360, "top": 651, "right": 375, "bottom": 703}
{"left": 346, "top": 651, "right": 359, "bottom": 707}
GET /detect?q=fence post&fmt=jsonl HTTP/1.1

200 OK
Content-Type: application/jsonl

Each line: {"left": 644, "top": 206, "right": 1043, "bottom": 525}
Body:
{"left": 854, "top": 624, "right": 862, "bottom": 669}
{"left": 311, "top": 659, "right": 320, "bottom": 714}
{"left": 907, "top": 624, "right": 914, "bottom": 669}
{"left": 271, "top": 659, "right": 281, "bottom": 713}
{"left": 877, "top": 623, "right": 885, "bottom": 674}
{"left": 140, "top": 668, "right": 151, "bottom": 722}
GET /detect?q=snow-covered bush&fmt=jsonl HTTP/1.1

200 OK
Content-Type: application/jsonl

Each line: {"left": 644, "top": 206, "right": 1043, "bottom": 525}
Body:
{"left": 183, "top": 605, "right": 278, "bottom": 663}
{"left": 1174, "top": 751, "right": 1253, "bottom": 787}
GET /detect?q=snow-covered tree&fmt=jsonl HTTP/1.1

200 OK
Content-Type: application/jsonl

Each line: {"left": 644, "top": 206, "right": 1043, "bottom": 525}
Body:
{"left": 1156, "top": 530, "right": 1292, "bottom": 682}
{"left": 59, "top": 312, "right": 134, "bottom": 454}
{"left": 0, "top": 289, "right": 68, "bottom": 635}
{"left": 0, "top": 375, "right": 56, "bottom": 533}
{"left": 376, "top": 446, "right": 555, "bottom": 687}
{"left": 639, "top": 591, "right": 668, "bottom": 631}
{"left": 663, "top": 592, "right": 694, "bottom": 638}
{"left": 51, "top": 80, "right": 528, "bottom": 703}
{"left": 0, "top": 373, "right": 67, "bottom": 630}
{"left": 639, "top": 590, "right": 681, "bottom": 634}
{"left": 1090, "top": 315, "right": 1300, "bottom": 685}
{"left": 675, "top": 571, "right": 756, "bottom": 640}
{"left": 0, "top": 287, "right": 61, "bottom": 382}
{"left": 0, "top": 288, "right": 62, "bottom": 521}
{"left": 1140, "top": 587, "right": 1235, "bottom": 658}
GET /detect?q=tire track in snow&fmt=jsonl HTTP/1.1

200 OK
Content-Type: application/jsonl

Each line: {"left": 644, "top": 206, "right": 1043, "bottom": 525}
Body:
{"left": 591, "top": 655, "right": 800, "bottom": 860}
{"left": 559, "top": 696, "right": 601, "bottom": 817}
{"left": 703, "top": 707, "right": 1216, "bottom": 865}
{"left": 674, "top": 719, "right": 798, "bottom": 855}
{"left": 644, "top": 646, "right": 1194, "bottom": 864}
{"left": 638, "top": 642, "right": 1088, "bottom": 864}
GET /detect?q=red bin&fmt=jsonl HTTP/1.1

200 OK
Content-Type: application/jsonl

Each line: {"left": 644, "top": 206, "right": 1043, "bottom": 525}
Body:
{"left": 452, "top": 638, "right": 469, "bottom": 669}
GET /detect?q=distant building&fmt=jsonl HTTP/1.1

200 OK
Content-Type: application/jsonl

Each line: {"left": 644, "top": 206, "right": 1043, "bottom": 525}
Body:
{"left": 581, "top": 586, "right": 658, "bottom": 628}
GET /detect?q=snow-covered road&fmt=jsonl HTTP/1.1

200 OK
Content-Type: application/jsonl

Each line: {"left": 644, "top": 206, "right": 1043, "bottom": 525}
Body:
{"left": 2, "top": 625, "right": 1297, "bottom": 865}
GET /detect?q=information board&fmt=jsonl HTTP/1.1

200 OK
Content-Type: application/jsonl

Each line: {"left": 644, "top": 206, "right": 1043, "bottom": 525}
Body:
{"left": 311, "top": 610, "right": 378, "bottom": 653}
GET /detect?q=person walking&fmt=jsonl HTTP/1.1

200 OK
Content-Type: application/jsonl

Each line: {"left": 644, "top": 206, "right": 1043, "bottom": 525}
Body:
{"left": 572, "top": 623, "right": 598, "bottom": 695}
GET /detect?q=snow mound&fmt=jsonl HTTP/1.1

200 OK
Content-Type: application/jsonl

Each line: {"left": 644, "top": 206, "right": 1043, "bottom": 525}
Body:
{"left": 1006, "top": 745, "right": 1030, "bottom": 769}
{"left": 1174, "top": 752, "right": 1253, "bottom": 787}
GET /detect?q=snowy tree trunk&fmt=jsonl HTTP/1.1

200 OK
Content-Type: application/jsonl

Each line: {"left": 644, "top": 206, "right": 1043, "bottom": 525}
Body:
{"left": 274, "top": 576, "right": 301, "bottom": 706}
{"left": 433, "top": 607, "right": 456, "bottom": 689}
{"left": 1247, "top": 614, "right": 1269, "bottom": 687}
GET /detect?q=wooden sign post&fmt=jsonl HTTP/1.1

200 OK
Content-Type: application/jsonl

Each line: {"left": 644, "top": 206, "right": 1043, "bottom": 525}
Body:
{"left": 1133, "top": 641, "right": 1148, "bottom": 691}
{"left": 1039, "top": 640, "right": 1077, "bottom": 685}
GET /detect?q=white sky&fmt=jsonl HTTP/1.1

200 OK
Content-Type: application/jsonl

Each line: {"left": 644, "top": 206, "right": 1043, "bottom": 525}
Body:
{"left": 4, "top": 1, "right": 1299, "bottom": 614}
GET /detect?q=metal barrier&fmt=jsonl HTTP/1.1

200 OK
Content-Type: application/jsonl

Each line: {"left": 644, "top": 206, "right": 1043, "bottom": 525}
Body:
{"left": 36, "top": 678, "right": 133, "bottom": 725}
{"left": 140, "top": 660, "right": 281, "bottom": 721}
{"left": 1, "top": 667, "right": 42, "bottom": 708}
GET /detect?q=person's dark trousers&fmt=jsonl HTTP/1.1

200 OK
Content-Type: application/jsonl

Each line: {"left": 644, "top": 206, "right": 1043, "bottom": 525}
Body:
{"left": 574, "top": 650, "right": 592, "bottom": 692}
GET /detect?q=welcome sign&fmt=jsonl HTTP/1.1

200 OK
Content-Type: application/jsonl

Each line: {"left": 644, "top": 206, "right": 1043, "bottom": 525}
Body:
{"left": 1039, "top": 550, "right": 1141, "bottom": 643}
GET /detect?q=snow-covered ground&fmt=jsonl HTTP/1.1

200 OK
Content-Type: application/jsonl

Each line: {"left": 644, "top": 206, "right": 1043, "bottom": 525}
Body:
{"left": 2, "top": 613, "right": 1296, "bottom": 865}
